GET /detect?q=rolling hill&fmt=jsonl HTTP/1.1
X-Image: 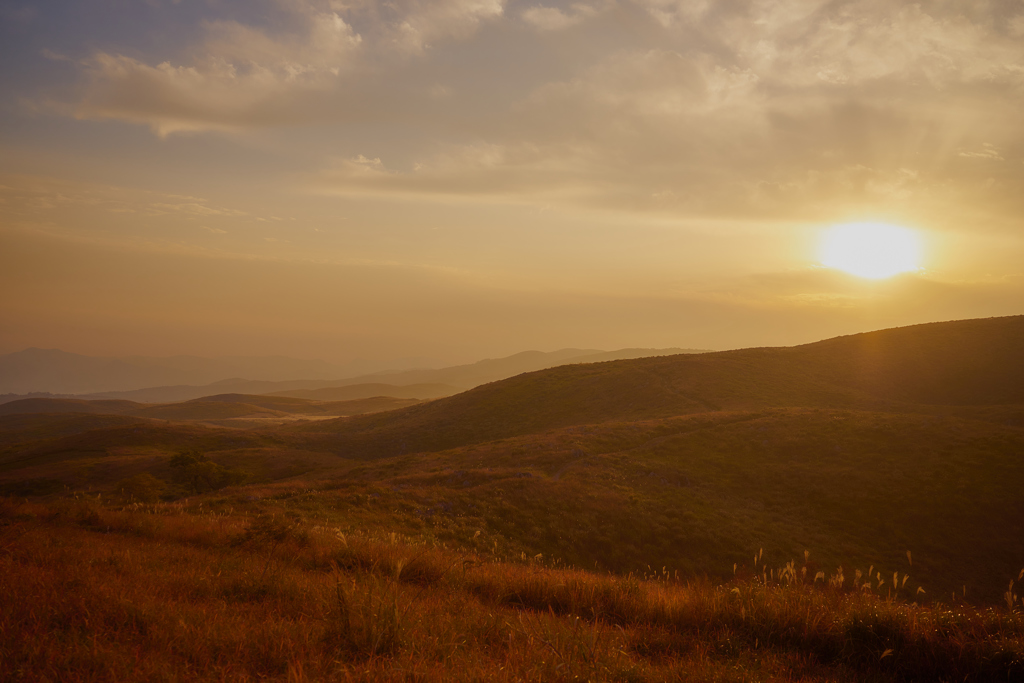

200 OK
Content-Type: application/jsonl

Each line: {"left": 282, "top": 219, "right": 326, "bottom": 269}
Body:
{"left": 304, "top": 406, "right": 1024, "bottom": 603}
{"left": 292, "top": 315, "right": 1024, "bottom": 458}
{"left": 8, "top": 346, "right": 702, "bottom": 403}
{"left": 268, "top": 382, "right": 460, "bottom": 401}
{"left": 2, "top": 315, "right": 1023, "bottom": 606}
{"left": 305, "top": 346, "right": 710, "bottom": 393}
{"left": 0, "top": 348, "right": 361, "bottom": 395}
{"left": 0, "top": 398, "right": 144, "bottom": 416}
{"left": 0, "top": 393, "right": 424, "bottom": 426}
{"left": 183, "top": 393, "right": 421, "bottom": 416}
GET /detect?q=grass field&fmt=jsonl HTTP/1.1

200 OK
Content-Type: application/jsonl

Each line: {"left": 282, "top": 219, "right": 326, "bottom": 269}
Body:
{"left": 3, "top": 316, "right": 1024, "bottom": 680}
{"left": 4, "top": 495, "right": 1024, "bottom": 682}
{"left": 4, "top": 406, "right": 1022, "bottom": 604}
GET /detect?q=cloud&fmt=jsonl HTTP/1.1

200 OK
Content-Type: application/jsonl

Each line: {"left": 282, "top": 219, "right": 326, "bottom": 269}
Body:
{"left": 0, "top": 174, "right": 254, "bottom": 226}
{"left": 204, "top": 11, "right": 362, "bottom": 71}
{"left": 327, "top": 0, "right": 505, "bottom": 52}
{"left": 58, "top": 0, "right": 1024, "bottom": 231}
{"left": 320, "top": 144, "right": 603, "bottom": 202}
{"left": 959, "top": 144, "right": 1004, "bottom": 161}
{"left": 76, "top": 5, "right": 363, "bottom": 135}
{"left": 71, "top": 0, "right": 506, "bottom": 134}
{"left": 314, "top": 41, "right": 995, "bottom": 222}
{"left": 385, "top": 0, "right": 505, "bottom": 52}
{"left": 629, "top": 0, "right": 1024, "bottom": 89}
{"left": 521, "top": 3, "right": 602, "bottom": 31}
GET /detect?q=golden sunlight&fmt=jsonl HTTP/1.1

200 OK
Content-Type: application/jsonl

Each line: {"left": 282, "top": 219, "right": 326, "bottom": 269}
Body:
{"left": 819, "top": 222, "right": 922, "bottom": 279}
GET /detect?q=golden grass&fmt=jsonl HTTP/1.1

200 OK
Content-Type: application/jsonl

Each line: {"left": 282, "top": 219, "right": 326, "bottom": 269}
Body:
{"left": 5, "top": 406, "right": 1023, "bottom": 604}
{"left": 3, "top": 496, "right": 1023, "bottom": 682}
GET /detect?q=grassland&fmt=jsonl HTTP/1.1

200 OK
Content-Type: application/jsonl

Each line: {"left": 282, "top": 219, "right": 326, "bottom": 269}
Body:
{"left": 4, "top": 495, "right": 1024, "bottom": 682}
{"left": 2, "top": 316, "right": 1024, "bottom": 680}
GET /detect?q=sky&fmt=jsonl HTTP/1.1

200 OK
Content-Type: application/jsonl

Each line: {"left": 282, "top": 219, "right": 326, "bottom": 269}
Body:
{"left": 1, "top": 0, "right": 1022, "bottom": 365}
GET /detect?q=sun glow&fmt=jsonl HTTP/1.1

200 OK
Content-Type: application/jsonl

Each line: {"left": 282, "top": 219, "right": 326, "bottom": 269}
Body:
{"left": 819, "top": 222, "right": 922, "bottom": 279}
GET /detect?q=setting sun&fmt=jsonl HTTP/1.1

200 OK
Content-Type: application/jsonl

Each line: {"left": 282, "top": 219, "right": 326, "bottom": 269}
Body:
{"left": 819, "top": 222, "right": 922, "bottom": 279}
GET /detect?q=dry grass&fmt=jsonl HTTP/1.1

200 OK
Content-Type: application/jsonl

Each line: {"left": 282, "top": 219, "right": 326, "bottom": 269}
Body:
{"left": 3, "top": 496, "right": 1023, "bottom": 682}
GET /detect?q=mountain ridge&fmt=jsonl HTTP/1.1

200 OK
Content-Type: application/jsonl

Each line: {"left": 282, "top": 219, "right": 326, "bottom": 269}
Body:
{"left": 290, "top": 315, "right": 1024, "bottom": 458}
{"left": 0, "top": 348, "right": 440, "bottom": 395}
{"left": 0, "top": 347, "right": 707, "bottom": 402}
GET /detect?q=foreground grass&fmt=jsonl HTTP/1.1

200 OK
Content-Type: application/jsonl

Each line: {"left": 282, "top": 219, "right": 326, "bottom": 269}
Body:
{"left": 3, "top": 497, "right": 1024, "bottom": 682}
{"left": 7, "top": 407, "right": 1023, "bottom": 604}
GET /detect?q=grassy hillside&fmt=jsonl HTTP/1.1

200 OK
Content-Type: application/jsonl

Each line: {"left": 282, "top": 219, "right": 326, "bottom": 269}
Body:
{"left": 270, "top": 382, "right": 460, "bottom": 401}
{"left": 313, "top": 397, "right": 422, "bottom": 416}
{"left": 193, "top": 393, "right": 423, "bottom": 417}
{"left": 3, "top": 316, "right": 1024, "bottom": 679}
{"left": 0, "top": 398, "right": 144, "bottom": 415}
{"left": 295, "top": 408, "right": 1024, "bottom": 603}
{"left": 128, "top": 401, "right": 291, "bottom": 421}
{"left": 310, "top": 347, "right": 709, "bottom": 392}
{"left": 786, "top": 315, "right": 1024, "bottom": 406}
{"left": 2, "top": 317, "right": 1023, "bottom": 599}
{"left": 2, "top": 405, "right": 1021, "bottom": 602}
{"left": 291, "top": 315, "right": 1024, "bottom": 458}
{"left": 3, "top": 495, "right": 1023, "bottom": 683}
{"left": 0, "top": 413, "right": 151, "bottom": 448}
{"left": 0, "top": 393, "right": 425, "bottom": 429}
{"left": 0, "top": 417, "right": 351, "bottom": 498}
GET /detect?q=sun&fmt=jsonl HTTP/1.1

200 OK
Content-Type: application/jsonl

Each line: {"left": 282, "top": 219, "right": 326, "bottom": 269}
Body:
{"left": 818, "top": 222, "right": 922, "bottom": 279}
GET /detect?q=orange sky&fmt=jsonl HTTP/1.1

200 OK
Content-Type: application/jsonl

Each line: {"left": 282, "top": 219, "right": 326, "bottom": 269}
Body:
{"left": 1, "top": 0, "right": 1022, "bottom": 364}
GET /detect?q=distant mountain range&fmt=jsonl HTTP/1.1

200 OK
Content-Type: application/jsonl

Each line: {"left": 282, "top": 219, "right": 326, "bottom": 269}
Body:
{"left": 0, "top": 392, "right": 426, "bottom": 425}
{"left": 0, "top": 347, "right": 709, "bottom": 403}
{"left": 312, "top": 348, "right": 708, "bottom": 394}
{"left": 0, "top": 348, "right": 441, "bottom": 396}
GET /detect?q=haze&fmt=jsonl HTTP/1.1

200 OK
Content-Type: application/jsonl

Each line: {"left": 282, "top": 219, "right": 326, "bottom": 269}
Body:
{"left": 2, "top": 0, "right": 1022, "bottom": 364}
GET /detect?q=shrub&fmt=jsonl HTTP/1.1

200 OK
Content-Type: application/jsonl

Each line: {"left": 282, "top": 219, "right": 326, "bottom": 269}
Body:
{"left": 169, "top": 450, "right": 248, "bottom": 495}
{"left": 115, "top": 473, "right": 167, "bottom": 503}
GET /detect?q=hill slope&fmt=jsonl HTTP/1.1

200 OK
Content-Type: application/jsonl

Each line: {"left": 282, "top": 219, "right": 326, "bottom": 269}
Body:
{"left": 294, "top": 316, "right": 1024, "bottom": 458}
{"left": 0, "top": 398, "right": 144, "bottom": 416}
{"left": 35, "top": 347, "right": 698, "bottom": 403}
{"left": 4, "top": 316, "right": 1023, "bottom": 605}
{"left": 268, "top": 382, "right": 460, "bottom": 401}
{"left": 314, "top": 407, "right": 1024, "bottom": 602}
{"left": 318, "top": 347, "right": 709, "bottom": 391}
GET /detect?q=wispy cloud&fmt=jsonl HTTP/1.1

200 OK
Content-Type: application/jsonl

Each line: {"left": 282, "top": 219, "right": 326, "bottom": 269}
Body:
{"left": 71, "top": 0, "right": 507, "bottom": 134}
{"left": 76, "top": 5, "right": 362, "bottom": 135}
{"left": 35, "top": 0, "right": 1024, "bottom": 231}
{"left": 959, "top": 144, "right": 1004, "bottom": 161}
{"left": 521, "top": 2, "right": 604, "bottom": 31}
